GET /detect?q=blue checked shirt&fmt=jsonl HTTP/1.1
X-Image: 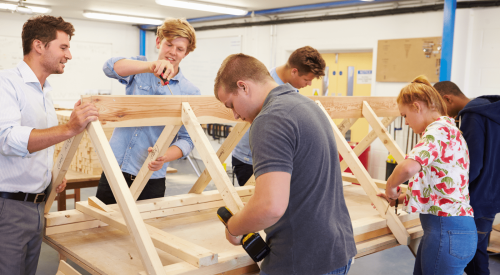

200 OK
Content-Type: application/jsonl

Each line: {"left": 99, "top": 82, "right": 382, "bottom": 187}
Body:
{"left": 232, "top": 67, "right": 290, "bottom": 165}
{"left": 0, "top": 61, "right": 58, "bottom": 193}
{"left": 103, "top": 56, "right": 199, "bottom": 178}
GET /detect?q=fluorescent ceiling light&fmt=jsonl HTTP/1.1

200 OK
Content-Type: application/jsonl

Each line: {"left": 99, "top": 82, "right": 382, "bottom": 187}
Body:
{"left": 156, "top": 0, "right": 247, "bottom": 16}
{"left": 0, "top": 2, "right": 51, "bottom": 14}
{"left": 83, "top": 11, "right": 163, "bottom": 25}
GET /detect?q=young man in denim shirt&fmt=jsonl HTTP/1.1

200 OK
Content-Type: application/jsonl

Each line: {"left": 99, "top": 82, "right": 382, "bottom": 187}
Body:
{"left": 96, "top": 18, "right": 200, "bottom": 204}
{"left": 232, "top": 46, "right": 325, "bottom": 186}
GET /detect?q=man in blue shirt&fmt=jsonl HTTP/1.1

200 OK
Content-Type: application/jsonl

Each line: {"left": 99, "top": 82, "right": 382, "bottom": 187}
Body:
{"left": 0, "top": 15, "right": 98, "bottom": 275}
{"left": 232, "top": 46, "right": 326, "bottom": 186}
{"left": 434, "top": 81, "right": 500, "bottom": 275}
{"left": 96, "top": 18, "right": 200, "bottom": 204}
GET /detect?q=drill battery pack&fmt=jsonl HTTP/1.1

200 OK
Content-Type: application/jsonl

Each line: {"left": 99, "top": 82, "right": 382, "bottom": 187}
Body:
{"left": 241, "top": 232, "right": 270, "bottom": 262}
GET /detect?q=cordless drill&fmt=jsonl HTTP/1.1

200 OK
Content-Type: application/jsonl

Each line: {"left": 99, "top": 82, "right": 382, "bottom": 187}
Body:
{"left": 217, "top": 207, "right": 270, "bottom": 262}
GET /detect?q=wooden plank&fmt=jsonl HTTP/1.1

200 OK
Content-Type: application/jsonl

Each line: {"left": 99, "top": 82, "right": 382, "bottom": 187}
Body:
{"left": 341, "top": 172, "right": 408, "bottom": 193}
{"left": 46, "top": 187, "right": 255, "bottom": 228}
{"left": 181, "top": 102, "right": 244, "bottom": 214}
{"left": 88, "top": 196, "right": 114, "bottom": 213}
{"left": 315, "top": 101, "right": 410, "bottom": 246}
{"left": 76, "top": 201, "right": 218, "bottom": 268}
{"left": 244, "top": 175, "right": 255, "bottom": 186}
{"left": 362, "top": 101, "right": 405, "bottom": 163}
{"left": 339, "top": 116, "right": 396, "bottom": 172}
{"left": 57, "top": 260, "right": 82, "bottom": 275}
{"left": 86, "top": 120, "right": 166, "bottom": 275}
{"left": 130, "top": 125, "right": 181, "bottom": 200}
{"left": 190, "top": 122, "right": 250, "bottom": 194}
{"left": 139, "top": 249, "right": 255, "bottom": 275}
{"left": 81, "top": 95, "right": 399, "bottom": 128}
{"left": 45, "top": 132, "right": 85, "bottom": 214}
{"left": 337, "top": 118, "right": 358, "bottom": 135}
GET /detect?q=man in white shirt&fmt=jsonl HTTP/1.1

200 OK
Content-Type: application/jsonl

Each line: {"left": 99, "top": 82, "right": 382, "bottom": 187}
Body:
{"left": 0, "top": 15, "right": 98, "bottom": 275}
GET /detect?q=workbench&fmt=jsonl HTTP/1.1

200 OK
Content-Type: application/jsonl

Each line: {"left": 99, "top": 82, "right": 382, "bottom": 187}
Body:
{"left": 44, "top": 96, "right": 422, "bottom": 275}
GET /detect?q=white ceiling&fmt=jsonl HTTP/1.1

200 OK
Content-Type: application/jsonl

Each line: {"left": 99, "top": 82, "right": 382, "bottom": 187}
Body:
{"left": 1, "top": 0, "right": 358, "bottom": 23}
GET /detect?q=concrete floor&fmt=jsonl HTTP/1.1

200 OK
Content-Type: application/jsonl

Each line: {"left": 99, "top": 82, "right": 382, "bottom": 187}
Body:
{"left": 37, "top": 158, "right": 500, "bottom": 275}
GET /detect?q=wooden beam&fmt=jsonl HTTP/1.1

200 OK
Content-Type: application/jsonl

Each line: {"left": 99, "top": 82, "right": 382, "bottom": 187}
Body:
{"left": 86, "top": 120, "right": 166, "bottom": 275}
{"left": 130, "top": 125, "right": 181, "bottom": 200}
{"left": 337, "top": 118, "right": 358, "bottom": 136}
{"left": 81, "top": 95, "right": 399, "bottom": 128}
{"left": 189, "top": 122, "right": 250, "bottom": 194}
{"left": 181, "top": 102, "right": 244, "bottom": 214}
{"left": 139, "top": 249, "right": 254, "bottom": 275}
{"left": 76, "top": 201, "right": 218, "bottom": 268}
{"left": 46, "top": 186, "right": 255, "bottom": 228}
{"left": 45, "top": 132, "right": 84, "bottom": 214}
{"left": 88, "top": 196, "right": 114, "bottom": 213}
{"left": 244, "top": 175, "right": 256, "bottom": 186}
{"left": 339, "top": 116, "right": 397, "bottom": 172}
{"left": 341, "top": 172, "right": 408, "bottom": 193}
{"left": 362, "top": 101, "right": 405, "bottom": 163}
{"left": 315, "top": 101, "right": 410, "bottom": 245}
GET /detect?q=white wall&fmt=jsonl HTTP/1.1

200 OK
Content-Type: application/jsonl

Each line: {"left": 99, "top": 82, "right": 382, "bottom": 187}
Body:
{"left": 0, "top": 13, "right": 139, "bottom": 108}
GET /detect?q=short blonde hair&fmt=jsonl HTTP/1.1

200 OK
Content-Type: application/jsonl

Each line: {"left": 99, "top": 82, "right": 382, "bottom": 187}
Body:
{"left": 397, "top": 75, "right": 447, "bottom": 116}
{"left": 157, "top": 18, "right": 196, "bottom": 53}
{"left": 214, "top": 53, "right": 273, "bottom": 100}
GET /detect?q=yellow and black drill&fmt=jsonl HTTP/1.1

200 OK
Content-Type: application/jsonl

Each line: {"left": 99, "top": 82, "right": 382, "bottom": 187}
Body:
{"left": 217, "top": 207, "right": 270, "bottom": 262}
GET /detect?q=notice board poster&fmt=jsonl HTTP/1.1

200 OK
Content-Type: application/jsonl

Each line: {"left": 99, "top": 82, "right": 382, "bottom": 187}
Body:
{"left": 376, "top": 37, "right": 441, "bottom": 83}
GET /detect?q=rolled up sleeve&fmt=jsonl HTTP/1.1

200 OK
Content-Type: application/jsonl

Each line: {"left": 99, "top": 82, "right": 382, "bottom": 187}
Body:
{"left": 171, "top": 126, "right": 194, "bottom": 157}
{"left": 0, "top": 78, "right": 35, "bottom": 157}
{"left": 102, "top": 56, "right": 147, "bottom": 85}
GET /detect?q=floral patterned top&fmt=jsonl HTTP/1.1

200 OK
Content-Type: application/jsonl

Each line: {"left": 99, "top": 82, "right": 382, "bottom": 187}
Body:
{"left": 403, "top": 116, "right": 473, "bottom": 217}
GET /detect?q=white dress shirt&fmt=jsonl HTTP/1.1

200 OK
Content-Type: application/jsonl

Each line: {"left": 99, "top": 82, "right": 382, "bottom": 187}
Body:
{"left": 0, "top": 61, "right": 58, "bottom": 193}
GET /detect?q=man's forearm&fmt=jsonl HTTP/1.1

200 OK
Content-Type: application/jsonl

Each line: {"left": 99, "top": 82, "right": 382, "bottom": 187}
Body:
{"left": 228, "top": 196, "right": 282, "bottom": 236}
{"left": 27, "top": 124, "right": 75, "bottom": 153}
{"left": 114, "top": 59, "right": 151, "bottom": 77}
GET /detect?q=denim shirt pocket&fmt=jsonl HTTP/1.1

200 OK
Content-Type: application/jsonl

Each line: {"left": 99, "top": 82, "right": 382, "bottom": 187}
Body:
{"left": 133, "top": 75, "right": 154, "bottom": 95}
{"left": 448, "top": 230, "right": 477, "bottom": 260}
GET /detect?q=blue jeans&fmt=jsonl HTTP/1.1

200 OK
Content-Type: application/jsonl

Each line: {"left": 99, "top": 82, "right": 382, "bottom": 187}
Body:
{"left": 260, "top": 258, "right": 352, "bottom": 275}
{"left": 464, "top": 213, "right": 497, "bottom": 275}
{"left": 414, "top": 213, "right": 477, "bottom": 275}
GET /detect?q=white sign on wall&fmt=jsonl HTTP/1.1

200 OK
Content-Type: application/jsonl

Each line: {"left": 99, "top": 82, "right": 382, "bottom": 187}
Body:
{"left": 357, "top": 70, "right": 372, "bottom": 84}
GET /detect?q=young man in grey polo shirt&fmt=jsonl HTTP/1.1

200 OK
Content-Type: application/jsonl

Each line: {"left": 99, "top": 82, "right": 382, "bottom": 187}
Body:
{"left": 215, "top": 53, "right": 356, "bottom": 275}
{"left": 231, "top": 46, "right": 326, "bottom": 186}
{"left": 0, "top": 15, "right": 98, "bottom": 274}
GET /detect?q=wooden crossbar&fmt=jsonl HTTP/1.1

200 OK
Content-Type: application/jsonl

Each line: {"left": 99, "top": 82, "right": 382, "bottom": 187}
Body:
{"left": 339, "top": 116, "right": 396, "bottom": 172}
{"left": 86, "top": 121, "right": 166, "bottom": 274}
{"left": 189, "top": 122, "right": 250, "bottom": 194}
{"left": 81, "top": 95, "right": 399, "bottom": 128}
{"left": 181, "top": 102, "right": 244, "bottom": 214}
{"left": 76, "top": 201, "right": 218, "bottom": 268}
{"left": 45, "top": 132, "right": 85, "bottom": 214}
{"left": 130, "top": 125, "right": 181, "bottom": 200}
{"left": 316, "top": 101, "right": 411, "bottom": 245}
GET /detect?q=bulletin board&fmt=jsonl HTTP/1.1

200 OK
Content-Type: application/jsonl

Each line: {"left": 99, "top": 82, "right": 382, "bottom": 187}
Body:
{"left": 0, "top": 35, "right": 113, "bottom": 101}
{"left": 376, "top": 37, "right": 441, "bottom": 83}
{"left": 180, "top": 35, "right": 242, "bottom": 95}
